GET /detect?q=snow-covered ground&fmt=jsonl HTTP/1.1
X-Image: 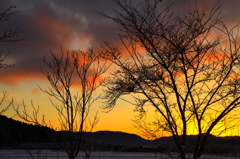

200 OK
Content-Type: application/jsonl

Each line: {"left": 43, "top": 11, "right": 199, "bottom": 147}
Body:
{"left": 0, "top": 150, "right": 240, "bottom": 159}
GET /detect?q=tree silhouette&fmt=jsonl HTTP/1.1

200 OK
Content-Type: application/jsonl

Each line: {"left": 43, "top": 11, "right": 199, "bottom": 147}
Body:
{"left": 0, "top": 6, "right": 24, "bottom": 115}
{"left": 15, "top": 49, "right": 109, "bottom": 159}
{"left": 100, "top": 1, "right": 240, "bottom": 159}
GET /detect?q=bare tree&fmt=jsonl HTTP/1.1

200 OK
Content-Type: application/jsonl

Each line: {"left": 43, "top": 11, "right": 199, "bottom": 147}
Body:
{"left": 15, "top": 48, "right": 109, "bottom": 159}
{"left": 0, "top": 6, "right": 24, "bottom": 43}
{"left": 133, "top": 114, "right": 162, "bottom": 141}
{"left": 99, "top": 0, "right": 240, "bottom": 159}
{"left": 0, "top": 5, "right": 25, "bottom": 68}
{"left": 0, "top": 92, "right": 13, "bottom": 115}
{"left": 0, "top": 6, "right": 24, "bottom": 114}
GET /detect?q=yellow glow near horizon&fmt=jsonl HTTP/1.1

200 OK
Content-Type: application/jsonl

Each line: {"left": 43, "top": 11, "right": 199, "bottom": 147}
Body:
{"left": 1, "top": 81, "right": 145, "bottom": 136}
{"left": 2, "top": 79, "right": 240, "bottom": 140}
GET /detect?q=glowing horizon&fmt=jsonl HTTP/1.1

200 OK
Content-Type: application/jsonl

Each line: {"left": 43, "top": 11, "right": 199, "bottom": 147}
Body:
{"left": 1, "top": 0, "right": 240, "bottom": 139}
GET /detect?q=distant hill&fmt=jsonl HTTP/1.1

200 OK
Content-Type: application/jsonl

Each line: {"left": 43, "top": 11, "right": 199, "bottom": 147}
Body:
{"left": 1, "top": 115, "right": 240, "bottom": 154}
{"left": 0, "top": 115, "right": 152, "bottom": 147}
{"left": 0, "top": 115, "right": 54, "bottom": 147}
{"left": 153, "top": 134, "right": 240, "bottom": 154}
{"left": 80, "top": 131, "right": 152, "bottom": 146}
{"left": 79, "top": 131, "right": 219, "bottom": 147}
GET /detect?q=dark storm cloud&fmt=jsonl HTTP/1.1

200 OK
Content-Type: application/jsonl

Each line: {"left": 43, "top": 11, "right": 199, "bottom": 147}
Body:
{"left": 0, "top": 0, "right": 116, "bottom": 86}
{"left": 0, "top": 0, "right": 240, "bottom": 86}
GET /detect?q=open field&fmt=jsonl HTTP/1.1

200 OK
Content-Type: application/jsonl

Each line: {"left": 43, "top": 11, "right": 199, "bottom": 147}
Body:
{"left": 0, "top": 150, "right": 240, "bottom": 159}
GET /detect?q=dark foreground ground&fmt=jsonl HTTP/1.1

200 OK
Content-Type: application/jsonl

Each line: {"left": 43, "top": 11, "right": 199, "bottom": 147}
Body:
{"left": 0, "top": 150, "right": 240, "bottom": 159}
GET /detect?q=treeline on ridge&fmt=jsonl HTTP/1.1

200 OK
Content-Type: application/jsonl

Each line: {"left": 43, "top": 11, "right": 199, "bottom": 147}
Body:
{"left": 0, "top": 115, "right": 54, "bottom": 147}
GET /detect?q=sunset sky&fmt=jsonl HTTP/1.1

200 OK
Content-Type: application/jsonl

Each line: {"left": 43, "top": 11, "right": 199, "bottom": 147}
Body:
{"left": 1, "top": 0, "right": 240, "bottom": 138}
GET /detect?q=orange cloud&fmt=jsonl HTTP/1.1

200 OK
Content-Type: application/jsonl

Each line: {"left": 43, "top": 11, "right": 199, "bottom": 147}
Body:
{"left": 31, "top": 87, "right": 42, "bottom": 95}
{"left": 0, "top": 68, "right": 45, "bottom": 86}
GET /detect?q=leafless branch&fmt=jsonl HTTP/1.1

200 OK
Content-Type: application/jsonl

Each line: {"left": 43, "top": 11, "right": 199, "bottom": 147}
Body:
{"left": 100, "top": 1, "right": 240, "bottom": 159}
